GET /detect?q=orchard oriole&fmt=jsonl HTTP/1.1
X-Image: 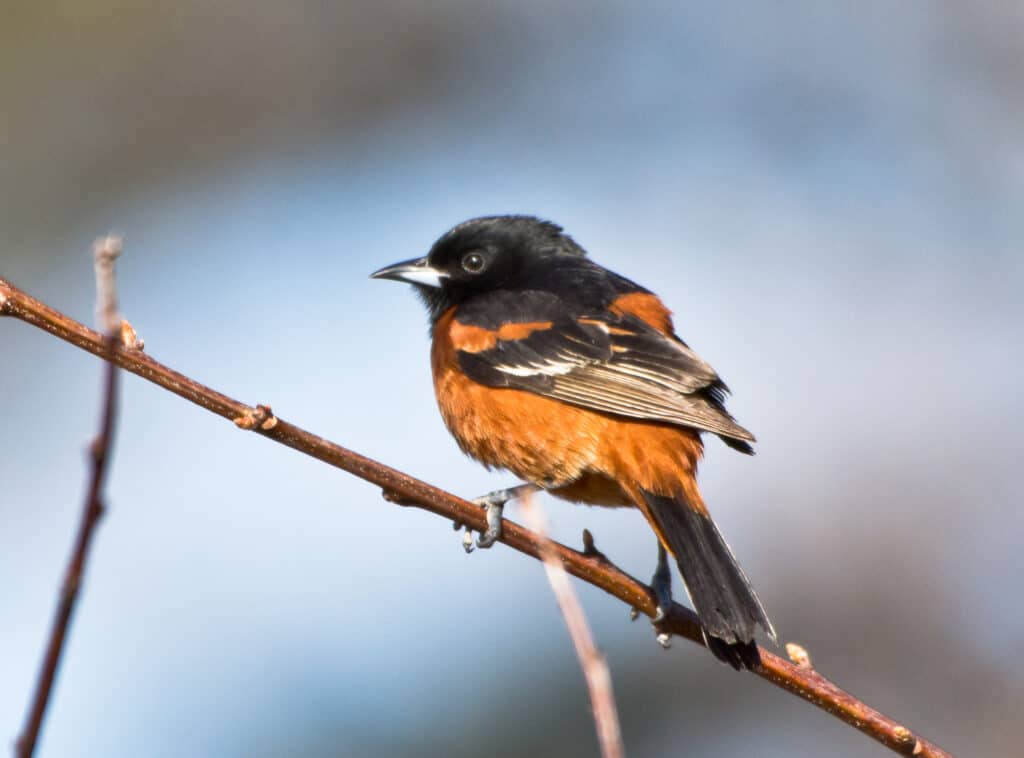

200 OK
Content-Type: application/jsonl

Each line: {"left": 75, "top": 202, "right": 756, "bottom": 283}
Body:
{"left": 372, "top": 215, "right": 775, "bottom": 669}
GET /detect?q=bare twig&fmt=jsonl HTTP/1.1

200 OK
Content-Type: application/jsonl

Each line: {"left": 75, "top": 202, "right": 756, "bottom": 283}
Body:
{"left": 0, "top": 275, "right": 955, "bottom": 758}
{"left": 92, "top": 236, "right": 122, "bottom": 332}
{"left": 13, "top": 239, "right": 123, "bottom": 758}
{"left": 521, "top": 494, "right": 624, "bottom": 758}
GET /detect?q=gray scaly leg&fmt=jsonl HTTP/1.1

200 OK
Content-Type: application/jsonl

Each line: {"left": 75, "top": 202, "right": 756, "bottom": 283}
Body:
{"left": 459, "top": 483, "right": 541, "bottom": 552}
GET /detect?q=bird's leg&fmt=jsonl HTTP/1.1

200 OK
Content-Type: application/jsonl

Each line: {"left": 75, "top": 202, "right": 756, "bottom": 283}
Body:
{"left": 652, "top": 543, "right": 673, "bottom": 647}
{"left": 651, "top": 542, "right": 672, "bottom": 621}
{"left": 629, "top": 541, "right": 673, "bottom": 628}
{"left": 474, "top": 482, "right": 543, "bottom": 509}
{"left": 465, "top": 483, "right": 541, "bottom": 550}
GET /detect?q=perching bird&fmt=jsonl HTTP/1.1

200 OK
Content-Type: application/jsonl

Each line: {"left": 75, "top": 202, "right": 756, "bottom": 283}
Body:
{"left": 372, "top": 215, "right": 775, "bottom": 668}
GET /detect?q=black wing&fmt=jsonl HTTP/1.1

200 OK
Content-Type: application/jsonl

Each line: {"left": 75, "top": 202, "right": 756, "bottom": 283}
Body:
{"left": 456, "top": 310, "right": 755, "bottom": 451}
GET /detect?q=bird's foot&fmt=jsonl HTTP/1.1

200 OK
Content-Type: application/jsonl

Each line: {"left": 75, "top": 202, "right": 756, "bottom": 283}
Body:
{"left": 649, "top": 543, "right": 673, "bottom": 648}
{"left": 650, "top": 544, "right": 672, "bottom": 624}
{"left": 472, "top": 499, "right": 504, "bottom": 550}
{"left": 461, "top": 484, "right": 540, "bottom": 551}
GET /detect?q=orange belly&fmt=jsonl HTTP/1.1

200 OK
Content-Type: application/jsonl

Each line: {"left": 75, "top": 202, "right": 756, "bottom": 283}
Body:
{"left": 431, "top": 308, "right": 705, "bottom": 509}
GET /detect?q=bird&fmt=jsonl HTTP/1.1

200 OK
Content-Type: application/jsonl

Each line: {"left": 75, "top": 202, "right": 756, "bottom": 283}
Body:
{"left": 371, "top": 215, "right": 775, "bottom": 669}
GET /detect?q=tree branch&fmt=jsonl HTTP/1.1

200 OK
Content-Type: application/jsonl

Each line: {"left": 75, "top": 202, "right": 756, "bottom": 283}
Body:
{"left": 0, "top": 275, "right": 955, "bottom": 758}
{"left": 13, "top": 239, "right": 123, "bottom": 758}
{"left": 521, "top": 494, "right": 624, "bottom": 758}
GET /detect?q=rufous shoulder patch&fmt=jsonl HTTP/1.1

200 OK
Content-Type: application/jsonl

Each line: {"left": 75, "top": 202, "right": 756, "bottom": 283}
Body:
{"left": 448, "top": 317, "right": 553, "bottom": 353}
{"left": 609, "top": 292, "right": 675, "bottom": 335}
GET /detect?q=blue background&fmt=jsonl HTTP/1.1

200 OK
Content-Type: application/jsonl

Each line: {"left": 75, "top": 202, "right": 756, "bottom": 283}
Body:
{"left": 2, "top": 3, "right": 1021, "bottom": 756}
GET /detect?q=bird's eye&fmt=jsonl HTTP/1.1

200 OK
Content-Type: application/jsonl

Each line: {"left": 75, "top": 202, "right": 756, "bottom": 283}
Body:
{"left": 461, "top": 252, "right": 487, "bottom": 273}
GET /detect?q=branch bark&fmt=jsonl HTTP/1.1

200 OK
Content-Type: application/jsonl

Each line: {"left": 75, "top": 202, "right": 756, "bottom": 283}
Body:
{"left": 0, "top": 275, "right": 954, "bottom": 758}
{"left": 13, "top": 239, "right": 123, "bottom": 758}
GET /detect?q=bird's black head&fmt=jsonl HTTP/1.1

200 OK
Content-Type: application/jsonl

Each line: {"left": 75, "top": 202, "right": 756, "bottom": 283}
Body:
{"left": 371, "top": 215, "right": 586, "bottom": 322}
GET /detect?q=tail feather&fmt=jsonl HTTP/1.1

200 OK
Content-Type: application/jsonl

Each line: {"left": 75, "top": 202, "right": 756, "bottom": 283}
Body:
{"left": 642, "top": 490, "right": 775, "bottom": 668}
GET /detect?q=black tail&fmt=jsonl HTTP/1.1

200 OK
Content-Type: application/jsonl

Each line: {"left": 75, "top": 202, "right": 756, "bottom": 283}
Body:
{"left": 642, "top": 491, "right": 775, "bottom": 670}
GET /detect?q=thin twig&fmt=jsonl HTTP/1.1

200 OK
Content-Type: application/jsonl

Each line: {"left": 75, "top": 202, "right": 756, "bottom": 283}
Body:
{"left": 13, "top": 239, "right": 123, "bottom": 758}
{"left": 521, "top": 494, "right": 625, "bottom": 758}
{"left": 0, "top": 275, "right": 954, "bottom": 758}
{"left": 93, "top": 236, "right": 122, "bottom": 333}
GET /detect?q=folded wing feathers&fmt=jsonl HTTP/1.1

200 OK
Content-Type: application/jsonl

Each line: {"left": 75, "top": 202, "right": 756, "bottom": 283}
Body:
{"left": 461, "top": 313, "right": 753, "bottom": 441}
{"left": 550, "top": 369, "right": 754, "bottom": 441}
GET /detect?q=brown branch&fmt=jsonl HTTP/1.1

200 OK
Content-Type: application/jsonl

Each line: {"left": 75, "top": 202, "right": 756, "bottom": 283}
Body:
{"left": 0, "top": 275, "right": 955, "bottom": 758}
{"left": 521, "top": 494, "right": 624, "bottom": 758}
{"left": 13, "top": 239, "right": 123, "bottom": 758}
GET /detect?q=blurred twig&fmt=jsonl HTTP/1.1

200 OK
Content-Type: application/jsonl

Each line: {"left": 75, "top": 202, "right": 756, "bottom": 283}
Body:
{"left": 13, "top": 238, "right": 123, "bottom": 758}
{"left": 521, "top": 494, "right": 624, "bottom": 758}
{"left": 0, "top": 275, "right": 955, "bottom": 758}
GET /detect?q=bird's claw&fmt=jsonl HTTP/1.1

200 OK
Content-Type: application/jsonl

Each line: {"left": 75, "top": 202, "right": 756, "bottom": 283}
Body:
{"left": 461, "top": 484, "right": 541, "bottom": 551}
{"left": 473, "top": 500, "right": 504, "bottom": 549}
{"left": 458, "top": 493, "right": 509, "bottom": 553}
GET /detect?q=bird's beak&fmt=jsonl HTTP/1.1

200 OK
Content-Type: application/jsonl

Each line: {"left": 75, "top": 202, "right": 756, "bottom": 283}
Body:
{"left": 370, "top": 256, "right": 446, "bottom": 288}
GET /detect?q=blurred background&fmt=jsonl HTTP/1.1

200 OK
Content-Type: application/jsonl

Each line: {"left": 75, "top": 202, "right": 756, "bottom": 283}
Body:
{"left": 2, "top": 2, "right": 1022, "bottom": 756}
